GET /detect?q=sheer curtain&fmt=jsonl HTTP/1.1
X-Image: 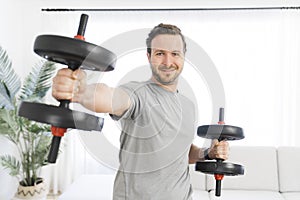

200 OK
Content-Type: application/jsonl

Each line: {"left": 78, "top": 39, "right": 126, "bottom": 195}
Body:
{"left": 38, "top": 9, "right": 300, "bottom": 193}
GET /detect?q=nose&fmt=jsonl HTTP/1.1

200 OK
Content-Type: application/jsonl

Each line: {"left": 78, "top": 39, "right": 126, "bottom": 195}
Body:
{"left": 162, "top": 53, "right": 173, "bottom": 67}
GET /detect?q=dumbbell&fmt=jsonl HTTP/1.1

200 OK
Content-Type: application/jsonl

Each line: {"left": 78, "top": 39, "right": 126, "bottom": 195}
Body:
{"left": 195, "top": 108, "right": 245, "bottom": 197}
{"left": 18, "top": 14, "right": 117, "bottom": 163}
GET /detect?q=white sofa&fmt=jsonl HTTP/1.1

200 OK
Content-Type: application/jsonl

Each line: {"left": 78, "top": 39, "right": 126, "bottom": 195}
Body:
{"left": 190, "top": 146, "right": 300, "bottom": 200}
{"left": 58, "top": 146, "right": 300, "bottom": 200}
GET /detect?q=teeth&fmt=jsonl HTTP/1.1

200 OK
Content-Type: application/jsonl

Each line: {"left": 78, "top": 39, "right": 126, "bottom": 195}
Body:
{"left": 161, "top": 68, "right": 175, "bottom": 71}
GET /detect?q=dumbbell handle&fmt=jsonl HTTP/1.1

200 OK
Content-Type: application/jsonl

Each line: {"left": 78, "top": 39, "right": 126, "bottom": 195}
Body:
{"left": 47, "top": 14, "right": 89, "bottom": 163}
{"left": 215, "top": 107, "right": 225, "bottom": 196}
{"left": 77, "top": 14, "right": 88, "bottom": 37}
{"left": 218, "top": 107, "right": 225, "bottom": 126}
{"left": 219, "top": 107, "right": 224, "bottom": 123}
{"left": 74, "top": 14, "right": 88, "bottom": 42}
{"left": 48, "top": 136, "right": 61, "bottom": 163}
{"left": 214, "top": 160, "right": 224, "bottom": 196}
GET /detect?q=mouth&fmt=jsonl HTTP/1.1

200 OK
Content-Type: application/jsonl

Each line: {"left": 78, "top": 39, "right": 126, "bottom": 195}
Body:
{"left": 159, "top": 67, "right": 176, "bottom": 73}
{"left": 161, "top": 69, "right": 175, "bottom": 73}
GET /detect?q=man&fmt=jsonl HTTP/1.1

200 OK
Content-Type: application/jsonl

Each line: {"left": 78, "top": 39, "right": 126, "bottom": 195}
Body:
{"left": 52, "top": 23, "right": 229, "bottom": 200}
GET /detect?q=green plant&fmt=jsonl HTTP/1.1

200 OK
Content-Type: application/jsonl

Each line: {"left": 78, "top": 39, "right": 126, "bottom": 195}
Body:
{"left": 0, "top": 46, "right": 56, "bottom": 186}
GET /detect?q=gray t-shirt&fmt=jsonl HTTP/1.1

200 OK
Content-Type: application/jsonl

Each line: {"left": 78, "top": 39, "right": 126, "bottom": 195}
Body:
{"left": 111, "top": 80, "right": 196, "bottom": 200}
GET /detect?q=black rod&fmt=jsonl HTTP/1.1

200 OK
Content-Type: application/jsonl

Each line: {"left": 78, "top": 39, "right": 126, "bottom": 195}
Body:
{"left": 219, "top": 107, "right": 224, "bottom": 122}
{"left": 41, "top": 6, "right": 300, "bottom": 12}
{"left": 77, "top": 14, "right": 89, "bottom": 36}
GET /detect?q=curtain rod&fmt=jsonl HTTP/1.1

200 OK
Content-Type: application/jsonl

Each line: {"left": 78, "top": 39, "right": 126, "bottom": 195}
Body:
{"left": 41, "top": 7, "right": 300, "bottom": 12}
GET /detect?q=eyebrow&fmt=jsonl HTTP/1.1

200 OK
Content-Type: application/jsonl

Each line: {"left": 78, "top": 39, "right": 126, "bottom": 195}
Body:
{"left": 172, "top": 50, "right": 183, "bottom": 53}
{"left": 152, "top": 49, "right": 183, "bottom": 53}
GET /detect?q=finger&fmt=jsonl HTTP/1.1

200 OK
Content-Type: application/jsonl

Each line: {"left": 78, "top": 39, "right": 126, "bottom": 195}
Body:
{"left": 72, "top": 70, "right": 87, "bottom": 94}
{"left": 53, "top": 76, "right": 75, "bottom": 89}
{"left": 52, "top": 77, "right": 77, "bottom": 100}
{"left": 72, "top": 69, "right": 86, "bottom": 80}
{"left": 211, "top": 139, "right": 219, "bottom": 147}
{"left": 219, "top": 140, "right": 229, "bottom": 146}
{"left": 210, "top": 139, "right": 219, "bottom": 152}
{"left": 217, "top": 143, "right": 230, "bottom": 160}
{"left": 54, "top": 84, "right": 76, "bottom": 94}
{"left": 219, "top": 141, "right": 230, "bottom": 152}
{"left": 218, "top": 154, "right": 228, "bottom": 160}
{"left": 56, "top": 68, "right": 74, "bottom": 77}
{"left": 52, "top": 90, "right": 73, "bottom": 100}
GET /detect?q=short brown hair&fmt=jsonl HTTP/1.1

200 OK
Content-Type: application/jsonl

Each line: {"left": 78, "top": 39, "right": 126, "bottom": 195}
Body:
{"left": 146, "top": 23, "right": 187, "bottom": 55}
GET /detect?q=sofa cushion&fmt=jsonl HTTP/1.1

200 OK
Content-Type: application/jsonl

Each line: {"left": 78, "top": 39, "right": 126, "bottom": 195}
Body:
{"left": 206, "top": 146, "right": 279, "bottom": 191}
{"left": 277, "top": 146, "right": 300, "bottom": 192}
{"left": 281, "top": 192, "right": 300, "bottom": 200}
{"left": 208, "top": 190, "right": 285, "bottom": 200}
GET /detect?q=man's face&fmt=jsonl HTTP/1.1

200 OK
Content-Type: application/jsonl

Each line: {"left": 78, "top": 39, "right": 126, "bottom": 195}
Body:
{"left": 147, "top": 34, "right": 185, "bottom": 85}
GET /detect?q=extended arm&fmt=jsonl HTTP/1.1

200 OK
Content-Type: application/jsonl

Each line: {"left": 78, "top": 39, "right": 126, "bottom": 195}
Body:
{"left": 52, "top": 68, "right": 131, "bottom": 116}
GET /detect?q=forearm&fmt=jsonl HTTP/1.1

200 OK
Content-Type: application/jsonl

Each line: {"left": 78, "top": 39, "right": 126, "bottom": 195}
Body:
{"left": 79, "top": 83, "right": 130, "bottom": 116}
{"left": 52, "top": 69, "right": 130, "bottom": 115}
{"left": 188, "top": 144, "right": 205, "bottom": 164}
{"left": 79, "top": 83, "right": 111, "bottom": 112}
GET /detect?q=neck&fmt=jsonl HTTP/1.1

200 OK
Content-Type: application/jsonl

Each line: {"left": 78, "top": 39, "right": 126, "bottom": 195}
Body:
{"left": 150, "top": 76, "right": 178, "bottom": 92}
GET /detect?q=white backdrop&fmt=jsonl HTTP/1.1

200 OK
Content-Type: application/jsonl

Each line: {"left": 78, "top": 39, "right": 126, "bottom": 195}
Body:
{"left": 40, "top": 9, "right": 300, "bottom": 146}
{"left": 1, "top": 3, "right": 300, "bottom": 197}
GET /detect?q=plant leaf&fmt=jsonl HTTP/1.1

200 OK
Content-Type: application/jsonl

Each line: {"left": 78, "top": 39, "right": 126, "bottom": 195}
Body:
{"left": 19, "top": 60, "right": 56, "bottom": 101}
{"left": 0, "top": 48, "right": 56, "bottom": 183}
{"left": 0, "top": 82, "right": 13, "bottom": 110}
{"left": 0, "top": 155, "right": 21, "bottom": 177}
{"left": 0, "top": 46, "right": 21, "bottom": 109}
{"left": 0, "top": 108, "right": 19, "bottom": 143}
{"left": 33, "top": 132, "right": 52, "bottom": 167}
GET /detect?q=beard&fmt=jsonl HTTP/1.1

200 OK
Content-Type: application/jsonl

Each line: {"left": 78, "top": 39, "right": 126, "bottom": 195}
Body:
{"left": 150, "top": 64, "right": 182, "bottom": 85}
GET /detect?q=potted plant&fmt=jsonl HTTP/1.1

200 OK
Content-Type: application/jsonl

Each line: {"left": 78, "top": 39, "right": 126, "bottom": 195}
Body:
{"left": 0, "top": 46, "right": 56, "bottom": 199}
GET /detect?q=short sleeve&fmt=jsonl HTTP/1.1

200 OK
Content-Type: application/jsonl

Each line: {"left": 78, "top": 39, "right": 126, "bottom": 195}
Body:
{"left": 110, "top": 82, "right": 142, "bottom": 121}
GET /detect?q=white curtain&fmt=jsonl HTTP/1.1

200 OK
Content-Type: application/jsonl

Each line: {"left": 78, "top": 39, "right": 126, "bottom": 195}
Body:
{"left": 28, "top": 8, "right": 300, "bottom": 194}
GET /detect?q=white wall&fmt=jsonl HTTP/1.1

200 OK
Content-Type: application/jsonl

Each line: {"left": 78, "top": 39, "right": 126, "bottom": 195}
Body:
{"left": 1, "top": 0, "right": 300, "bottom": 76}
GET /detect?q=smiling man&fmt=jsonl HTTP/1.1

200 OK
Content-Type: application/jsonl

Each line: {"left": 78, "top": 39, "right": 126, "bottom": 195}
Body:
{"left": 148, "top": 33, "right": 184, "bottom": 89}
{"left": 52, "top": 23, "right": 229, "bottom": 200}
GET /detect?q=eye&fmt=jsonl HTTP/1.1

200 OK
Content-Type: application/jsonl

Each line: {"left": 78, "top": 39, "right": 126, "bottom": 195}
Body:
{"left": 172, "top": 52, "right": 181, "bottom": 57}
{"left": 155, "top": 52, "right": 164, "bottom": 56}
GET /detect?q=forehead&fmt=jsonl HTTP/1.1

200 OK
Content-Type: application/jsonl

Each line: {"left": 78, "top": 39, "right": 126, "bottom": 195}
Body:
{"left": 151, "top": 34, "right": 184, "bottom": 52}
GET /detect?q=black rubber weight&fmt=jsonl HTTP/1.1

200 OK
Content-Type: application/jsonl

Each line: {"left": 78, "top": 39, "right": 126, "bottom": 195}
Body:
{"left": 197, "top": 125, "right": 244, "bottom": 141}
{"left": 18, "top": 101, "right": 104, "bottom": 131}
{"left": 34, "top": 35, "right": 116, "bottom": 71}
{"left": 195, "top": 161, "right": 245, "bottom": 176}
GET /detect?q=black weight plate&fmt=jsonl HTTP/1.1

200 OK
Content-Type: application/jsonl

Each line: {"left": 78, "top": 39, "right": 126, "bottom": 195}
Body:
{"left": 195, "top": 161, "right": 244, "bottom": 176}
{"left": 34, "top": 35, "right": 116, "bottom": 71}
{"left": 18, "top": 101, "right": 104, "bottom": 131}
{"left": 197, "top": 125, "right": 244, "bottom": 140}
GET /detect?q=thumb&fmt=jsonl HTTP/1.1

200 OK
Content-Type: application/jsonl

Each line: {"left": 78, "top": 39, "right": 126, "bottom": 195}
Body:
{"left": 208, "top": 139, "right": 219, "bottom": 159}
{"left": 211, "top": 139, "right": 219, "bottom": 148}
{"left": 72, "top": 69, "right": 86, "bottom": 80}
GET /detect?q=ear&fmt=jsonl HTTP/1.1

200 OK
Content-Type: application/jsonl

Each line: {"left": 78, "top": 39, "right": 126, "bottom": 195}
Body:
{"left": 147, "top": 52, "right": 151, "bottom": 62}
